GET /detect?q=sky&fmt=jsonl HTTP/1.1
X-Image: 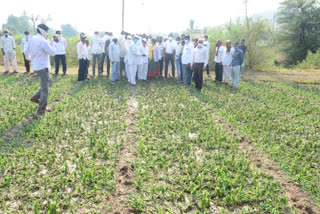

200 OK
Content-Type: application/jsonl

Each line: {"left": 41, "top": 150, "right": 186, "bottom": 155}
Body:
{"left": 0, "top": 0, "right": 283, "bottom": 36}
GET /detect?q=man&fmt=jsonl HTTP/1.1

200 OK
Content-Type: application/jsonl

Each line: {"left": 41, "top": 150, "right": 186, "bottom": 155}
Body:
{"left": 231, "top": 42, "right": 244, "bottom": 89}
{"left": 214, "top": 40, "right": 225, "bottom": 83}
{"left": 175, "top": 37, "right": 182, "bottom": 80}
{"left": 21, "top": 31, "right": 30, "bottom": 73}
{"left": 119, "top": 31, "right": 127, "bottom": 79}
{"left": 1, "top": 29, "right": 18, "bottom": 74}
{"left": 192, "top": 39, "right": 209, "bottom": 91}
{"left": 239, "top": 39, "right": 247, "bottom": 78}
{"left": 77, "top": 33, "right": 88, "bottom": 83}
{"left": 109, "top": 38, "right": 121, "bottom": 82}
{"left": 137, "top": 38, "right": 149, "bottom": 81}
{"left": 24, "top": 24, "right": 56, "bottom": 115}
{"left": 85, "top": 39, "right": 90, "bottom": 80}
{"left": 51, "top": 30, "right": 67, "bottom": 75}
{"left": 127, "top": 35, "right": 139, "bottom": 85}
{"left": 178, "top": 40, "right": 185, "bottom": 81}
{"left": 91, "top": 31, "right": 103, "bottom": 76}
{"left": 163, "top": 33, "right": 176, "bottom": 77}
{"left": 101, "top": 32, "right": 111, "bottom": 76}
{"left": 157, "top": 37, "right": 164, "bottom": 76}
{"left": 203, "top": 35, "right": 211, "bottom": 76}
{"left": 181, "top": 35, "right": 193, "bottom": 86}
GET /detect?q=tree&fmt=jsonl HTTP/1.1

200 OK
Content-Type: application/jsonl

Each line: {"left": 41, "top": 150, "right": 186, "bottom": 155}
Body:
{"left": 61, "top": 24, "right": 78, "bottom": 37}
{"left": 2, "top": 14, "right": 32, "bottom": 34}
{"left": 185, "top": 19, "right": 200, "bottom": 35}
{"left": 277, "top": 0, "right": 320, "bottom": 64}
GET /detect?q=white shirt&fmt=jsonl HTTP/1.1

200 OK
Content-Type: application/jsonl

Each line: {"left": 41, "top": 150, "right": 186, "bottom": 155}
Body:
{"left": 21, "top": 36, "right": 30, "bottom": 53}
{"left": 109, "top": 42, "right": 121, "bottom": 62}
{"left": 164, "top": 40, "right": 176, "bottom": 54}
{"left": 214, "top": 46, "right": 225, "bottom": 63}
{"left": 154, "top": 44, "right": 161, "bottom": 62}
{"left": 87, "top": 46, "right": 91, "bottom": 60}
{"left": 127, "top": 42, "right": 139, "bottom": 65}
{"left": 138, "top": 45, "right": 149, "bottom": 64}
{"left": 1, "top": 36, "right": 16, "bottom": 52}
{"left": 222, "top": 48, "right": 234, "bottom": 66}
{"left": 24, "top": 34, "right": 56, "bottom": 71}
{"left": 182, "top": 43, "right": 194, "bottom": 65}
{"left": 204, "top": 40, "right": 210, "bottom": 51}
{"left": 90, "top": 37, "right": 103, "bottom": 54}
{"left": 51, "top": 37, "right": 67, "bottom": 55}
{"left": 77, "top": 41, "right": 89, "bottom": 60}
{"left": 175, "top": 43, "right": 181, "bottom": 56}
{"left": 193, "top": 46, "right": 209, "bottom": 67}
{"left": 119, "top": 38, "right": 127, "bottom": 58}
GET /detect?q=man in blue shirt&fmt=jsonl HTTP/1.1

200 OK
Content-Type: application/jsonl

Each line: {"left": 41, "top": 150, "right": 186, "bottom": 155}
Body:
{"left": 231, "top": 42, "right": 244, "bottom": 89}
{"left": 238, "top": 39, "right": 247, "bottom": 78}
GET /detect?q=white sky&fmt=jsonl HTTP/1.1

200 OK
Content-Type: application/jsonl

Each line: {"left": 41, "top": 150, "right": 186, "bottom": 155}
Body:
{"left": 0, "top": 0, "right": 282, "bottom": 36}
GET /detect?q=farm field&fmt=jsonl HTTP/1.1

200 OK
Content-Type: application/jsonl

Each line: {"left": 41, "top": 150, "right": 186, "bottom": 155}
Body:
{"left": 0, "top": 72, "right": 319, "bottom": 214}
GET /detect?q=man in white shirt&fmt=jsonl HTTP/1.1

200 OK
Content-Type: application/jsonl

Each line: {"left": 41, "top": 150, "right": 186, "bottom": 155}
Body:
{"left": 137, "top": 39, "right": 149, "bottom": 81}
{"left": 119, "top": 31, "right": 127, "bottom": 79}
{"left": 157, "top": 36, "right": 164, "bottom": 77}
{"left": 21, "top": 31, "right": 30, "bottom": 73}
{"left": 101, "top": 32, "right": 112, "bottom": 77}
{"left": 1, "top": 29, "right": 18, "bottom": 74}
{"left": 51, "top": 30, "right": 67, "bottom": 75}
{"left": 77, "top": 33, "right": 89, "bottom": 83}
{"left": 127, "top": 35, "right": 140, "bottom": 85}
{"left": 164, "top": 33, "right": 176, "bottom": 77}
{"left": 181, "top": 35, "right": 193, "bottom": 86}
{"left": 192, "top": 39, "right": 209, "bottom": 91}
{"left": 24, "top": 24, "right": 56, "bottom": 115}
{"left": 214, "top": 40, "right": 225, "bottom": 82}
{"left": 91, "top": 31, "right": 103, "bottom": 76}
{"left": 175, "top": 37, "right": 182, "bottom": 80}
{"left": 109, "top": 38, "right": 121, "bottom": 82}
{"left": 203, "top": 35, "right": 211, "bottom": 77}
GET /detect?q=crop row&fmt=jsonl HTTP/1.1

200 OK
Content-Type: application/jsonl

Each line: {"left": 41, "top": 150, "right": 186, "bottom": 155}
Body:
{"left": 0, "top": 74, "right": 27, "bottom": 89}
{"left": 0, "top": 79, "right": 129, "bottom": 213}
{"left": 129, "top": 80, "right": 293, "bottom": 213}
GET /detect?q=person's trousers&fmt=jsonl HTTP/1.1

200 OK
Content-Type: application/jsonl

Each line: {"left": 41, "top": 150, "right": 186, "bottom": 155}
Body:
{"left": 206, "top": 64, "right": 209, "bottom": 75}
{"left": 78, "top": 59, "right": 87, "bottom": 82}
{"left": 241, "top": 60, "right": 245, "bottom": 76}
{"left": 111, "top": 62, "right": 120, "bottom": 82}
{"left": 101, "top": 53, "right": 111, "bottom": 75}
{"left": 92, "top": 54, "right": 101, "bottom": 75}
{"left": 215, "top": 63, "right": 223, "bottom": 82}
{"left": 194, "top": 63, "right": 204, "bottom": 90}
{"left": 138, "top": 63, "right": 148, "bottom": 80}
{"left": 23, "top": 53, "right": 30, "bottom": 72}
{"left": 54, "top": 54, "right": 67, "bottom": 74}
{"left": 4, "top": 51, "right": 17, "bottom": 72}
{"left": 232, "top": 65, "right": 240, "bottom": 88}
{"left": 159, "top": 58, "right": 164, "bottom": 76}
{"left": 175, "top": 56, "right": 181, "bottom": 79}
{"left": 165, "top": 54, "right": 175, "bottom": 77}
{"left": 120, "top": 57, "right": 125, "bottom": 78}
{"left": 182, "top": 64, "right": 192, "bottom": 86}
{"left": 128, "top": 64, "right": 137, "bottom": 85}
{"left": 34, "top": 68, "right": 52, "bottom": 108}
{"left": 85, "top": 59, "right": 90, "bottom": 79}
{"left": 223, "top": 65, "right": 232, "bottom": 83}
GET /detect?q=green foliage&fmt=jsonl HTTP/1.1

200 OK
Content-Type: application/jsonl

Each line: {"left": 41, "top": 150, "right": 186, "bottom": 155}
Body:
{"left": 61, "top": 24, "right": 78, "bottom": 37}
{"left": 2, "top": 14, "right": 33, "bottom": 34}
{"left": 296, "top": 49, "right": 320, "bottom": 69}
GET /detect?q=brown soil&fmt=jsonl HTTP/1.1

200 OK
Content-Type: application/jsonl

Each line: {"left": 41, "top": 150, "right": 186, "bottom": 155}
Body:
{"left": 188, "top": 87, "right": 320, "bottom": 214}
{"left": 102, "top": 85, "right": 138, "bottom": 214}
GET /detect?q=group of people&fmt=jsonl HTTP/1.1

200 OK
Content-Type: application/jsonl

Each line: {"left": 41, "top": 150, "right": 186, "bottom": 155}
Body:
{"left": 1, "top": 23, "right": 247, "bottom": 115}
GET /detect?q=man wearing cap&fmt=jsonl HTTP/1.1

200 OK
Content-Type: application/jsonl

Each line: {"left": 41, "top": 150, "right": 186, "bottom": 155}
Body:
{"left": 163, "top": 33, "right": 176, "bottom": 77}
{"left": 21, "top": 31, "right": 31, "bottom": 73}
{"left": 91, "top": 31, "right": 103, "bottom": 76}
{"left": 51, "top": 30, "right": 67, "bottom": 75}
{"left": 137, "top": 38, "right": 149, "bottom": 81}
{"left": 24, "top": 24, "right": 56, "bottom": 115}
{"left": 1, "top": 29, "right": 18, "bottom": 74}
{"left": 127, "top": 35, "right": 139, "bottom": 85}
{"left": 77, "top": 33, "right": 89, "bottom": 83}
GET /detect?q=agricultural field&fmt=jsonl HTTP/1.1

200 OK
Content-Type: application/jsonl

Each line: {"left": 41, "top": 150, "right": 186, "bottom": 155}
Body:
{"left": 0, "top": 72, "right": 319, "bottom": 214}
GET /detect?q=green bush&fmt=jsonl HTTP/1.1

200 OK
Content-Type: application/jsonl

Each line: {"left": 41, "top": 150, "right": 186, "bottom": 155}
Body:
{"left": 296, "top": 50, "right": 320, "bottom": 69}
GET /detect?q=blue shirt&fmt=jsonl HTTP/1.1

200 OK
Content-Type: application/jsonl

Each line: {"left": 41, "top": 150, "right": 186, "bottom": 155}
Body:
{"left": 239, "top": 45, "right": 247, "bottom": 56}
{"left": 231, "top": 47, "right": 244, "bottom": 67}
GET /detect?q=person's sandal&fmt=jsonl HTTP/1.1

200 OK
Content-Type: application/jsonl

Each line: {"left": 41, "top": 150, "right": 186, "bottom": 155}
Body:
{"left": 30, "top": 96, "right": 40, "bottom": 104}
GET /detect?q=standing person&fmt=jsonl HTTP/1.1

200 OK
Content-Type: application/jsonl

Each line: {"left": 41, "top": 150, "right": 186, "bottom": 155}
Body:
{"left": 175, "top": 37, "right": 182, "bottom": 80}
{"left": 91, "top": 31, "right": 103, "bottom": 76}
{"left": 51, "top": 30, "right": 67, "bottom": 75}
{"left": 178, "top": 40, "right": 185, "bottom": 81}
{"left": 119, "top": 31, "right": 127, "bottom": 79}
{"left": 124, "top": 35, "right": 132, "bottom": 81}
{"left": 109, "top": 38, "right": 121, "bottom": 82}
{"left": 101, "top": 32, "right": 111, "bottom": 76}
{"left": 214, "top": 40, "right": 225, "bottom": 83}
{"left": 157, "top": 37, "right": 164, "bottom": 77}
{"left": 77, "top": 33, "right": 88, "bottom": 83}
{"left": 24, "top": 24, "right": 56, "bottom": 115}
{"left": 222, "top": 40, "right": 233, "bottom": 85}
{"left": 231, "top": 42, "right": 244, "bottom": 89}
{"left": 192, "top": 39, "right": 209, "bottom": 91}
{"left": 181, "top": 35, "right": 193, "bottom": 86}
{"left": 138, "top": 38, "right": 149, "bottom": 80}
{"left": 203, "top": 35, "right": 211, "bottom": 77}
{"left": 21, "top": 31, "right": 30, "bottom": 73}
{"left": 239, "top": 39, "right": 247, "bottom": 78}
{"left": 85, "top": 39, "right": 91, "bottom": 80}
{"left": 148, "top": 39, "right": 160, "bottom": 78}
{"left": 127, "top": 35, "right": 139, "bottom": 85}
{"left": 1, "top": 29, "right": 18, "bottom": 74}
{"left": 163, "top": 34, "right": 176, "bottom": 78}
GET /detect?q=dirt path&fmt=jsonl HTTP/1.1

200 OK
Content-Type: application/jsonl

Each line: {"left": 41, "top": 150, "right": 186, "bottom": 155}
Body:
{"left": 188, "top": 87, "right": 320, "bottom": 214}
{"left": 1, "top": 83, "right": 80, "bottom": 143}
{"left": 104, "top": 85, "right": 138, "bottom": 214}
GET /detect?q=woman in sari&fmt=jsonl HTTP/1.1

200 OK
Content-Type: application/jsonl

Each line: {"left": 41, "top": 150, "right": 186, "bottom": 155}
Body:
{"left": 147, "top": 39, "right": 160, "bottom": 78}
